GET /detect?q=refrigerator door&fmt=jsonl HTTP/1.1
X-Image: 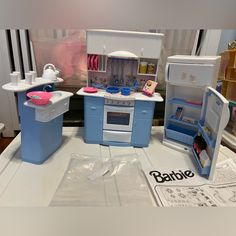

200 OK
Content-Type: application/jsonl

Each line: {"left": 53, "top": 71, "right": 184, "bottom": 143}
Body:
{"left": 194, "top": 87, "right": 230, "bottom": 179}
{"left": 202, "top": 87, "right": 229, "bottom": 136}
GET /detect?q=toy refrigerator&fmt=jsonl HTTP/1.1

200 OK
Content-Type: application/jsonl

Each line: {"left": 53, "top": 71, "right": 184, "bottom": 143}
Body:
{"left": 163, "top": 55, "right": 230, "bottom": 179}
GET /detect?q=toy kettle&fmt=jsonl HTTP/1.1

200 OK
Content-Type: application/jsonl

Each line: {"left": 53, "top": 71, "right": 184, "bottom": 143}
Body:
{"left": 42, "top": 64, "right": 59, "bottom": 81}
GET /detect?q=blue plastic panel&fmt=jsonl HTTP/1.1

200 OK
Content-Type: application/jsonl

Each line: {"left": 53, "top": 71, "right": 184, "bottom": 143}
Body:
{"left": 133, "top": 101, "right": 155, "bottom": 120}
{"left": 84, "top": 96, "right": 104, "bottom": 143}
{"left": 131, "top": 119, "right": 153, "bottom": 147}
{"left": 84, "top": 96, "right": 104, "bottom": 117}
{"left": 84, "top": 115, "right": 103, "bottom": 143}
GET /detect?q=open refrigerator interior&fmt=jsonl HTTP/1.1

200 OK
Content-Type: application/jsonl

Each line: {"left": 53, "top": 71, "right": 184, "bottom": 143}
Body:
{"left": 163, "top": 55, "right": 230, "bottom": 179}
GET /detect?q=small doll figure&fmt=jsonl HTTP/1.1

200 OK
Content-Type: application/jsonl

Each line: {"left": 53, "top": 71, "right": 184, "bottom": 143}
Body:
{"left": 142, "top": 80, "right": 158, "bottom": 96}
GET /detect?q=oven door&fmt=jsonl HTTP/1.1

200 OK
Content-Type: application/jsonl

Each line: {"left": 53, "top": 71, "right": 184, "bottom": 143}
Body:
{"left": 103, "top": 105, "right": 134, "bottom": 131}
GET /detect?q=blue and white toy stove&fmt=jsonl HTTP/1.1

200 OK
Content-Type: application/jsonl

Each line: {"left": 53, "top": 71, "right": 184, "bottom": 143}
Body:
{"left": 2, "top": 77, "right": 73, "bottom": 164}
{"left": 77, "top": 30, "right": 164, "bottom": 147}
{"left": 78, "top": 89, "right": 162, "bottom": 147}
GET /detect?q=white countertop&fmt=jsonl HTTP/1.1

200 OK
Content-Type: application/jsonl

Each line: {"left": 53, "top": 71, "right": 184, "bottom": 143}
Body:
{"left": 77, "top": 87, "right": 164, "bottom": 102}
{"left": 0, "top": 126, "right": 234, "bottom": 207}
{"left": 2, "top": 77, "right": 63, "bottom": 92}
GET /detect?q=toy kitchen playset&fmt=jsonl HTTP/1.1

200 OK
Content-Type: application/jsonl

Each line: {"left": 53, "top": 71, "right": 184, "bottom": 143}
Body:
{"left": 0, "top": 30, "right": 231, "bottom": 182}
{"left": 77, "top": 30, "right": 164, "bottom": 147}
{"left": 163, "top": 55, "right": 230, "bottom": 179}
{"left": 2, "top": 64, "right": 73, "bottom": 164}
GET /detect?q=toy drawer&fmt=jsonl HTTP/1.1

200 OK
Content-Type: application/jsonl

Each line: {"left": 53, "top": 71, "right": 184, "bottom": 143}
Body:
{"left": 35, "top": 97, "right": 70, "bottom": 122}
{"left": 134, "top": 101, "right": 155, "bottom": 119}
{"left": 85, "top": 96, "right": 104, "bottom": 116}
{"left": 168, "top": 63, "right": 215, "bottom": 86}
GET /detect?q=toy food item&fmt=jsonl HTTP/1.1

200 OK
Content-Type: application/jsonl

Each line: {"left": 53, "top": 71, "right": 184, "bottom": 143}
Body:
{"left": 142, "top": 80, "right": 158, "bottom": 96}
{"left": 193, "top": 134, "right": 207, "bottom": 156}
{"left": 147, "top": 63, "right": 155, "bottom": 74}
{"left": 182, "top": 116, "right": 195, "bottom": 124}
{"left": 199, "top": 150, "right": 211, "bottom": 168}
{"left": 139, "top": 61, "right": 148, "bottom": 74}
{"left": 175, "top": 107, "right": 184, "bottom": 120}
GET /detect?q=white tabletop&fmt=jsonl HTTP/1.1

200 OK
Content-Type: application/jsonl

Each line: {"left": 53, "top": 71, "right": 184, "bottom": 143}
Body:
{"left": 0, "top": 126, "right": 234, "bottom": 206}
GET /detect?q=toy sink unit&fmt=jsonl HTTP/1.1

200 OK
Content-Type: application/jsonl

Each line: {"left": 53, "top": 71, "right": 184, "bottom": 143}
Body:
{"left": 24, "top": 91, "right": 73, "bottom": 122}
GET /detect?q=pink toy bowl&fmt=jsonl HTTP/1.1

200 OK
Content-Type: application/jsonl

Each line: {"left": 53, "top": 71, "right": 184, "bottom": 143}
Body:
{"left": 27, "top": 91, "right": 52, "bottom": 105}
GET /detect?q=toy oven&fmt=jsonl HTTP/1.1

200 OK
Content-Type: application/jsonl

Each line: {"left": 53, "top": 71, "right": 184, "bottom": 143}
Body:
{"left": 103, "top": 103, "right": 134, "bottom": 132}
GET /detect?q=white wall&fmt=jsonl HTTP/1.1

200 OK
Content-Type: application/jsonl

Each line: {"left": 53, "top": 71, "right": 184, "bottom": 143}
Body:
{"left": 199, "top": 30, "right": 222, "bottom": 56}
{"left": 217, "top": 30, "right": 236, "bottom": 54}
{"left": 0, "top": 30, "right": 19, "bottom": 137}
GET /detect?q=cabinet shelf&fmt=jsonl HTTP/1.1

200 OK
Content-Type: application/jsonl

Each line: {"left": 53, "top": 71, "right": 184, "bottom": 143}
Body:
{"left": 137, "top": 73, "right": 156, "bottom": 77}
{"left": 168, "top": 98, "right": 202, "bottom": 110}
{"left": 168, "top": 115, "right": 198, "bottom": 129}
{"left": 88, "top": 70, "right": 106, "bottom": 73}
{"left": 192, "top": 148, "right": 211, "bottom": 176}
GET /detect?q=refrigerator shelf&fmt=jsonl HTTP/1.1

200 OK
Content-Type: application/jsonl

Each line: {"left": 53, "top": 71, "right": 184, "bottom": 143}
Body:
{"left": 168, "top": 98, "right": 202, "bottom": 110}
{"left": 168, "top": 115, "right": 198, "bottom": 129}
{"left": 192, "top": 148, "right": 210, "bottom": 176}
{"left": 165, "top": 124, "right": 196, "bottom": 146}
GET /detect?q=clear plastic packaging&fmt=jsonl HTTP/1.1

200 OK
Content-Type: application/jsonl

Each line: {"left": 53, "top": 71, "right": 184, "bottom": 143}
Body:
{"left": 50, "top": 153, "right": 153, "bottom": 206}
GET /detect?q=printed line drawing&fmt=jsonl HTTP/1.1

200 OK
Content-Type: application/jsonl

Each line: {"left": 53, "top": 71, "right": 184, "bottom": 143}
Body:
{"left": 229, "top": 191, "right": 236, "bottom": 202}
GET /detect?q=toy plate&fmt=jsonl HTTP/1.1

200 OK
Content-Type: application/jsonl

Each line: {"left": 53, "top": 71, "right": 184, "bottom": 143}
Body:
{"left": 83, "top": 87, "right": 98, "bottom": 93}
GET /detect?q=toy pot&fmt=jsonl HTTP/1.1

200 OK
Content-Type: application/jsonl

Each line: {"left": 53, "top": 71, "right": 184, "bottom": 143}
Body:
{"left": 42, "top": 63, "right": 58, "bottom": 81}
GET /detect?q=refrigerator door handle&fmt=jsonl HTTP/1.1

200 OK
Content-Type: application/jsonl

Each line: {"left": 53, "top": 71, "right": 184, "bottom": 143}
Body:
{"left": 165, "top": 63, "right": 170, "bottom": 82}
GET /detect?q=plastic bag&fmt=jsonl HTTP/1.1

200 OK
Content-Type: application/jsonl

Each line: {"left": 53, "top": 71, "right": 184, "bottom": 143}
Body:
{"left": 50, "top": 153, "right": 153, "bottom": 206}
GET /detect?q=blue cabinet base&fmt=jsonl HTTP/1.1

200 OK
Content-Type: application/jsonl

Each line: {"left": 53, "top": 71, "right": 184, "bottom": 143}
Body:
{"left": 18, "top": 91, "right": 64, "bottom": 164}
{"left": 83, "top": 97, "right": 156, "bottom": 148}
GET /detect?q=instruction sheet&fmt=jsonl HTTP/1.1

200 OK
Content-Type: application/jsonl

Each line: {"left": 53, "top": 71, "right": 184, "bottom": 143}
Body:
{"left": 143, "top": 159, "right": 236, "bottom": 207}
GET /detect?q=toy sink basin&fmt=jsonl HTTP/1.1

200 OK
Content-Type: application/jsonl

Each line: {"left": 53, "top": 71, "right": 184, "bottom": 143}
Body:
{"left": 27, "top": 91, "right": 52, "bottom": 105}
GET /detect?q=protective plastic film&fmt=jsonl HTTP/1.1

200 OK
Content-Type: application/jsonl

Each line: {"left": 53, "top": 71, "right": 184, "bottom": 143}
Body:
{"left": 50, "top": 153, "right": 153, "bottom": 206}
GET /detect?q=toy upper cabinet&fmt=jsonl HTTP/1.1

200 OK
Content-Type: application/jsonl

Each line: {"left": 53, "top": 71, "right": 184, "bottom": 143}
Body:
{"left": 87, "top": 30, "right": 164, "bottom": 59}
